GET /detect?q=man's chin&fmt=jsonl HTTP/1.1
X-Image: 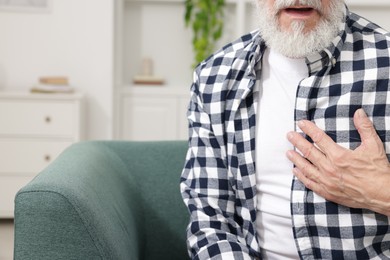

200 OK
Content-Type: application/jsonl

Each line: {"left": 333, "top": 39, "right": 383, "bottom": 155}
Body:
{"left": 256, "top": 0, "right": 344, "bottom": 58}
{"left": 265, "top": 31, "right": 324, "bottom": 58}
{"left": 262, "top": 17, "right": 340, "bottom": 58}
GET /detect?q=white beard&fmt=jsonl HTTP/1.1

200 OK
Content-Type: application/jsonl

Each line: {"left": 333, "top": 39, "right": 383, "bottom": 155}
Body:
{"left": 255, "top": 0, "right": 345, "bottom": 58}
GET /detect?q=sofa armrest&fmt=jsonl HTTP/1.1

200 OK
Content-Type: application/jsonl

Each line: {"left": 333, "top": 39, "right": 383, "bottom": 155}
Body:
{"left": 14, "top": 141, "right": 142, "bottom": 260}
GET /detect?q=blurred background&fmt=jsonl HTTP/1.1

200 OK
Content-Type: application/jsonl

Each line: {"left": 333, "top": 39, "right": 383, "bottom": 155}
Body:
{"left": 1, "top": 1, "right": 390, "bottom": 259}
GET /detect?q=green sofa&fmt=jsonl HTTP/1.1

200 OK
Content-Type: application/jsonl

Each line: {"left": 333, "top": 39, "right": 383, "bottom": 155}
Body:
{"left": 13, "top": 141, "right": 190, "bottom": 260}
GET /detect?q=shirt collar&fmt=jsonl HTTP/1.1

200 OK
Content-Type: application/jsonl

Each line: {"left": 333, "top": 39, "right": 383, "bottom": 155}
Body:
{"left": 305, "top": 5, "right": 348, "bottom": 75}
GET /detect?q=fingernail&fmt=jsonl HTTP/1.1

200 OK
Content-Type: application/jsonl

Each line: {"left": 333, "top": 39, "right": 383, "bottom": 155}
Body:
{"left": 298, "top": 120, "right": 305, "bottom": 128}
{"left": 357, "top": 108, "right": 367, "bottom": 118}
{"left": 287, "top": 132, "right": 294, "bottom": 140}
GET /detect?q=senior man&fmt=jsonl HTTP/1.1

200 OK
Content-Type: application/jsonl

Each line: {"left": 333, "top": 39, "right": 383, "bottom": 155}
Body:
{"left": 181, "top": 0, "right": 390, "bottom": 259}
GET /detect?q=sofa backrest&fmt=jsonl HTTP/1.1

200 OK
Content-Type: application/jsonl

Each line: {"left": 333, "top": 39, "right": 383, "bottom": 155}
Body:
{"left": 14, "top": 140, "right": 190, "bottom": 260}
{"left": 109, "top": 141, "right": 190, "bottom": 259}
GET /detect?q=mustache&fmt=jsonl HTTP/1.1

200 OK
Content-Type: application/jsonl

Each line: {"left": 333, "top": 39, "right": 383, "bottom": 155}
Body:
{"left": 273, "top": 0, "right": 323, "bottom": 13}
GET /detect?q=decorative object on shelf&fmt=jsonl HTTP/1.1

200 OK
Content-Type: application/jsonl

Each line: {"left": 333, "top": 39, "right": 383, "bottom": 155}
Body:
{"left": 184, "top": 0, "right": 225, "bottom": 67}
{"left": 133, "top": 57, "right": 165, "bottom": 85}
{"left": 0, "top": 0, "right": 51, "bottom": 12}
{"left": 31, "top": 76, "right": 75, "bottom": 93}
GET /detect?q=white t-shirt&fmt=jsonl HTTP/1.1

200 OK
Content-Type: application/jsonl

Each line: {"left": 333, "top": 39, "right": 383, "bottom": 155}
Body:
{"left": 255, "top": 48, "right": 308, "bottom": 259}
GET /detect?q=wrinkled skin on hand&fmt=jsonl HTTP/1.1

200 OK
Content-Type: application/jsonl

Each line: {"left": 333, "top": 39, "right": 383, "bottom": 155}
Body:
{"left": 286, "top": 109, "right": 390, "bottom": 216}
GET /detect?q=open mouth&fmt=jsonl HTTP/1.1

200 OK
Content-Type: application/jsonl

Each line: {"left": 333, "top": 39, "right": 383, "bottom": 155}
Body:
{"left": 283, "top": 7, "right": 315, "bottom": 16}
{"left": 286, "top": 7, "right": 313, "bottom": 12}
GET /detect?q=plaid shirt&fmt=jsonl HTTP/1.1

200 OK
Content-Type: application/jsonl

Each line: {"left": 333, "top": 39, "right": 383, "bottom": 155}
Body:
{"left": 180, "top": 9, "right": 390, "bottom": 260}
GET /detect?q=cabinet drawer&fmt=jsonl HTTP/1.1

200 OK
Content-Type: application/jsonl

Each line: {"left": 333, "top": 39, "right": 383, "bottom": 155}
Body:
{"left": 0, "top": 139, "right": 72, "bottom": 174}
{"left": 0, "top": 101, "right": 76, "bottom": 137}
{"left": 0, "top": 175, "right": 34, "bottom": 218}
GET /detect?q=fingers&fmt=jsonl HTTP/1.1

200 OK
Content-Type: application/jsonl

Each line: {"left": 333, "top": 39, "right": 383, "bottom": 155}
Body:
{"left": 287, "top": 131, "right": 325, "bottom": 164}
{"left": 287, "top": 150, "right": 321, "bottom": 183}
{"left": 287, "top": 150, "right": 344, "bottom": 204}
{"left": 287, "top": 150, "right": 330, "bottom": 199}
{"left": 353, "top": 109, "right": 382, "bottom": 145}
{"left": 295, "top": 120, "right": 341, "bottom": 155}
{"left": 287, "top": 121, "right": 346, "bottom": 185}
{"left": 292, "top": 167, "right": 318, "bottom": 191}
{"left": 293, "top": 165, "right": 346, "bottom": 207}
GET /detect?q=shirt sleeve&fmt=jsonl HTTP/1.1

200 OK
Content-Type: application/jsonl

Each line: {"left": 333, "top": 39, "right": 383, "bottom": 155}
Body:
{"left": 180, "top": 70, "right": 258, "bottom": 260}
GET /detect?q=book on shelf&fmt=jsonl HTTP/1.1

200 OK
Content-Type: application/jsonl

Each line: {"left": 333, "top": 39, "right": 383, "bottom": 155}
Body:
{"left": 30, "top": 84, "right": 75, "bottom": 93}
{"left": 39, "top": 76, "right": 69, "bottom": 85}
{"left": 133, "top": 75, "right": 165, "bottom": 85}
{"left": 31, "top": 76, "right": 75, "bottom": 93}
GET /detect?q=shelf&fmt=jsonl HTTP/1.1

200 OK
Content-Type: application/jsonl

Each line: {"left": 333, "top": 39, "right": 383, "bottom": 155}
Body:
{"left": 0, "top": 91, "right": 84, "bottom": 101}
{"left": 121, "top": 0, "right": 193, "bottom": 88}
{"left": 119, "top": 0, "right": 257, "bottom": 90}
{"left": 120, "top": 85, "right": 189, "bottom": 96}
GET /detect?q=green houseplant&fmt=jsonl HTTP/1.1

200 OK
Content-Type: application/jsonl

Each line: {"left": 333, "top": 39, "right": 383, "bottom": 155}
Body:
{"left": 185, "top": 0, "right": 226, "bottom": 66}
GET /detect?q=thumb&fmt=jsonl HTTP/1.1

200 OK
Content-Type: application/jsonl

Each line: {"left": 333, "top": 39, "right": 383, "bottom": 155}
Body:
{"left": 353, "top": 109, "right": 379, "bottom": 144}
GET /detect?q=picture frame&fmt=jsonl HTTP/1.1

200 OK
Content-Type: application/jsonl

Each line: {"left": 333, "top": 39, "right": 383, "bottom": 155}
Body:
{"left": 0, "top": 0, "right": 51, "bottom": 13}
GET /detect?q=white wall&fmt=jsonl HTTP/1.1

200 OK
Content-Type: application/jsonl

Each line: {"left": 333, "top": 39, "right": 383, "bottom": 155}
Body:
{"left": 0, "top": 0, "right": 115, "bottom": 140}
{"left": 347, "top": 3, "right": 390, "bottom": 31}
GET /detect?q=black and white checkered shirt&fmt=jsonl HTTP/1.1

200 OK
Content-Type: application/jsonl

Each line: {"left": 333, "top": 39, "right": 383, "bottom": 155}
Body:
{"left": 180, "top": 8, "right": 390, "bottom": 259}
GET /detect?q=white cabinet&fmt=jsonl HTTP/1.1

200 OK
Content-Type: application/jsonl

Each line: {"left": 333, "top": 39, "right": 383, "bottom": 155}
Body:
{"left": 114, "top": 0, "right": 255, "bottom": 140}
{"left": 119, "top": 87, "right": 189, "bottom": 140}
{"left": 0, "top": 92, "right": 84, "bottom": 218}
